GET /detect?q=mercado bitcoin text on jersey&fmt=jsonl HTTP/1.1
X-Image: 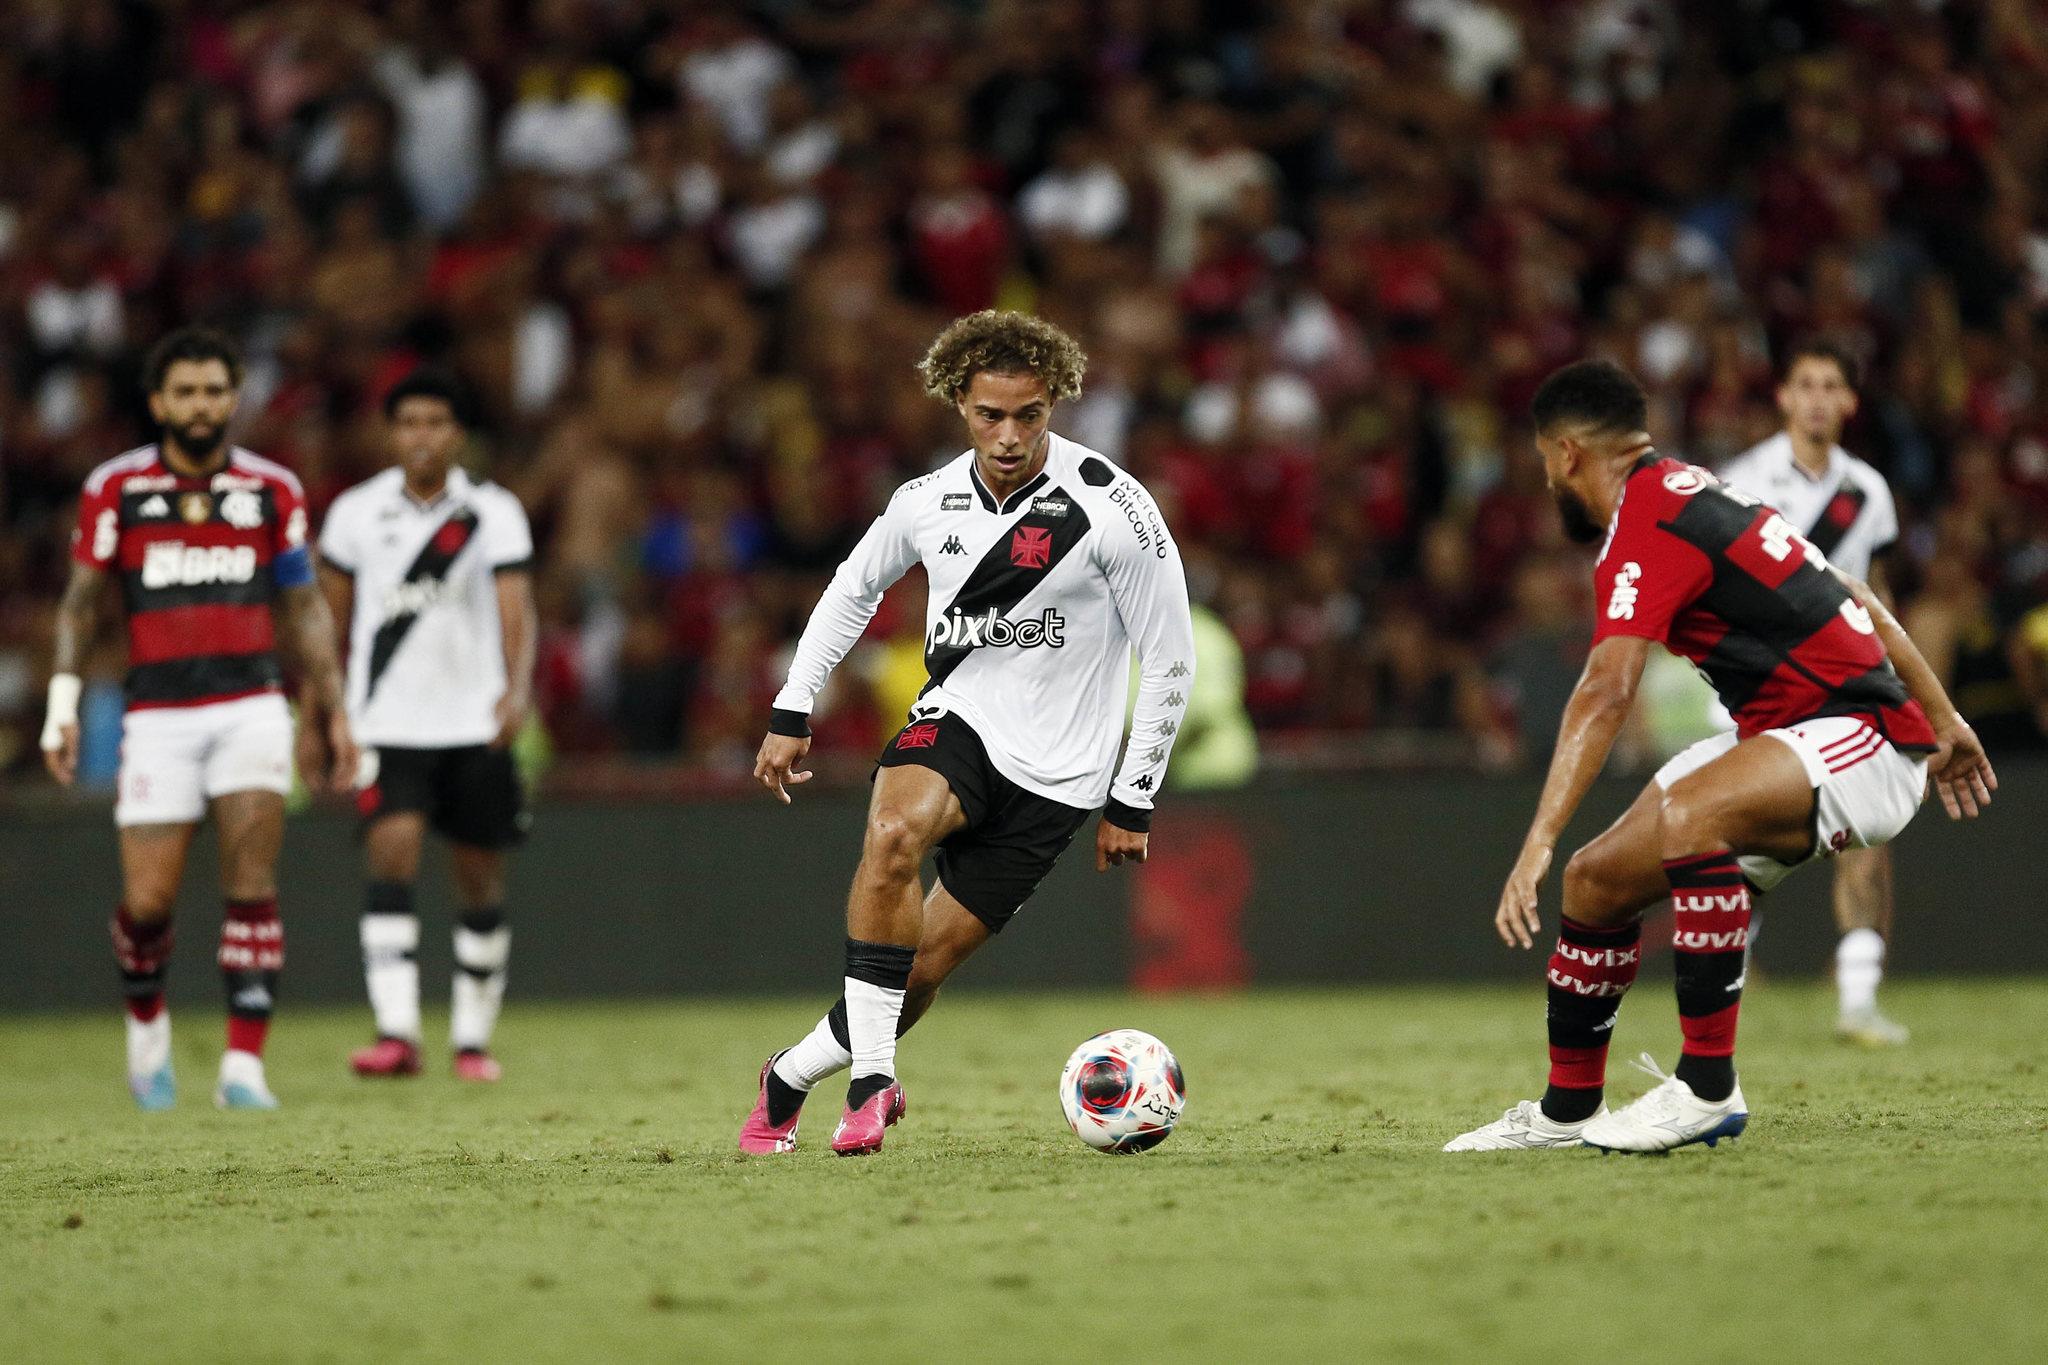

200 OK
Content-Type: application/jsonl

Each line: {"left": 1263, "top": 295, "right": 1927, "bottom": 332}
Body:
{"left": 72, "top": 444, "right": 312, "bottom": 709}
{"left": 775, "top": 432, "right": 1196, "bottom": 814}
{"left": 1592, "top": 456, "right": 1935, "bottom": 750}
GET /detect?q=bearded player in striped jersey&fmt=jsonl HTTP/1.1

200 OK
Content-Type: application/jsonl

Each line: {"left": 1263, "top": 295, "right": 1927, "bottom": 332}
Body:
{"left": 739, "top": 311, "right": 1196, "bottom": 1156}
{"left": 42, "top": 328, "right": 357, "bottom": 1111}
{"left": 1447, "top": 360, "right": 1993, "bottom": 1154}
{"left": 1720, "top": 340, "right": 1911, "bottom": 1045}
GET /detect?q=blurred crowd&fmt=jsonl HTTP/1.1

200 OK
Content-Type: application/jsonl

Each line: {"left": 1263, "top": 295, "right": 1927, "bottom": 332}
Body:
{"left": 6, "top": 0, "right": 2048, "bottom": 784}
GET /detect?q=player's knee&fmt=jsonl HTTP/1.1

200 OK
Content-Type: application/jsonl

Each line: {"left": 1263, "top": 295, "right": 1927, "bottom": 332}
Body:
{"left": 859, "top": 811, "right": 928, "bottom": 883}
{"left": 124, "top": 887, "right": 178, "bottom": 923}
{"left": 1561, "top": 847, "right": 1628, "bottom": 924}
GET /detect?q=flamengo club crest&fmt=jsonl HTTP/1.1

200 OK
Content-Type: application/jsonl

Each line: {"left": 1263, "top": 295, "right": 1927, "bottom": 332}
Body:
{"left": 1010, "top": 525, "right": 1051, "bottom": 568}
{"left": 178, "top": 492, "right": 212, "bottom": 524}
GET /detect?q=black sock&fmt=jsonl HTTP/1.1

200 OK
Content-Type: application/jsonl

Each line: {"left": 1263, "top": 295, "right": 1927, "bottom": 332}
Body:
{"left": 1675, "top": 1053, "right": 1735, "bottom": 1102}
{"left": 1541, "top": 1085, "right": 1605, "bottom": 1123}
{"left": 765, "top": 1068, "right": 807, "bottom": 1127}
{"left": 846, "top": 1073, "right": 893, "bottom": 1109}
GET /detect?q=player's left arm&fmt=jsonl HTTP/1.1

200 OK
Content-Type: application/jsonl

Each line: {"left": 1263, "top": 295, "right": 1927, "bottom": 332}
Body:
{"left": 1496, "top": 635, "right": 1652, "bottom": 948}
{"left": 484, "top": 492, "right": 539, "bottom": 749}
{"left": 1098, "top": 482, "right": 1198, "bottom": 872}
{"left": 275, "top": 581, "right": 359, "bottom": 792}
{"left": 269, "top": 481, "right": 357, "bottom": 792}
{"left": 1835, "top": 569, "right": 1995, "bottom": 820}
{"left": 492, "top": 568, "right": 537, "bottom": 748}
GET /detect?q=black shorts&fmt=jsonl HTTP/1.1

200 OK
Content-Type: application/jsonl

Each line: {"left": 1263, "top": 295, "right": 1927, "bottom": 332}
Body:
{"left": 358, "top": 745, "right": 528, "bottom": 849}
{"left": 874, "top": 712, "right": 1092, "bottom": 933}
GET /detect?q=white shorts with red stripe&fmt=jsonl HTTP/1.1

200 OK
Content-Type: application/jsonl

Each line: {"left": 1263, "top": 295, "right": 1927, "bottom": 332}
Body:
{"left": 116, "top": 693, "right": 293, "bottom": 827}
{"left": 1654, "top": 714, "right": 1929, "bottom": 891}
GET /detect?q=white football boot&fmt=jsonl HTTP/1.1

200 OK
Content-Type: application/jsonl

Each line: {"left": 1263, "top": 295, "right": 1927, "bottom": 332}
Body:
{"left": 1444, "top": 1099, "right": 1607, "bottom": 1151}
{"left": 1836, "top": 1007, "right": 1910, "bottom": 1048}
{"left": 1581, "top": 1054, "right": 1746, "bottom": 1153}
{"left": 126, "top": 1011, "right": 175, "bottom": 1112}
{"left": 215, "top": 1049, "right": 280, "bottom": 1110}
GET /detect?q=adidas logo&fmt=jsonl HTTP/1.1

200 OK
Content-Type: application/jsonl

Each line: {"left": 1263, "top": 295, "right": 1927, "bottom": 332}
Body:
{"left": 139, "top": 495, "right": 169, "bottom": 518}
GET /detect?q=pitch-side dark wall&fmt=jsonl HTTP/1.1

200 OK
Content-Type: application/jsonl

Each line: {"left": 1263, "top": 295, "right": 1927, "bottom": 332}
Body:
{"left": 5, "top": 767, "right": 2037, "bottom": 1012}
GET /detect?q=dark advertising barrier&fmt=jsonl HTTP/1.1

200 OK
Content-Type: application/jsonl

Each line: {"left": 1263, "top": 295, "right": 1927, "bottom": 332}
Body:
{"left": 5, "top": 764, "right": 2041, "bottom": 1012}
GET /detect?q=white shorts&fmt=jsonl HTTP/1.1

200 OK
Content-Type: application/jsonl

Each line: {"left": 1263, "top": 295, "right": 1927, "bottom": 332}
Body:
{"left": 1654, "top": 715, "right": 1928, "bottom": 891}
{"left": 116, "top": 693, "right": 294, "bottom": 827}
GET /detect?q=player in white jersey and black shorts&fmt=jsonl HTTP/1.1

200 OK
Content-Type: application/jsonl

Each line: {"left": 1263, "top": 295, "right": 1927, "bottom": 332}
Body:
{"left": 317, "top": 371, "right": 537, "bottom": 1083}
{"left": 738, "top": 311, "right": 1197, "bottom": 1156}
{"left": 1718, "top": 339, "right": 1910, "bottom": 1046}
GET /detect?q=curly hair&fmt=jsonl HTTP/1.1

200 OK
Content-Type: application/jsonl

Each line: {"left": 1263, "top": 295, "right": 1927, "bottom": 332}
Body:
{"left": 916, "top": 310, "right": 1087, "bottom": 404}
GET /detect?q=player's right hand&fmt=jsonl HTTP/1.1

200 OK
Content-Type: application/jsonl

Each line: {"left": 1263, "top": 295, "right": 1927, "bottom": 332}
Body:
{"left": 1495, "top": 842, "right": 1552, "bottom": 949}
{"left": 42, "top": 723, "right": 79, "bottom": 786}
{"left": 754, "top": 732, "right": 813, "bottom": 805}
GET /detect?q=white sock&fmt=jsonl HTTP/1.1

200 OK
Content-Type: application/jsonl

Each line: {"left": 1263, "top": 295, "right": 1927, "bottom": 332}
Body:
{"left": 1837, "top": 927, "right": 1884, "bottom": 1015}
{"left": 452, "top": 923, "right": 511, "bottom": 1051}
{"left": 126, "top": 1011, "right": 171, "bottom": 1078}
{"left": 220, "top": 1048, "right": 266, "bottom": 1085}
{"left": 361, "top": 914, "right": 421, "bottom": 1043}
{"left": 773, "top": 1012, "right": 852, "bottom": 1091}
{"left": 846, "top": 977, "right": 906, "bottom": 1082}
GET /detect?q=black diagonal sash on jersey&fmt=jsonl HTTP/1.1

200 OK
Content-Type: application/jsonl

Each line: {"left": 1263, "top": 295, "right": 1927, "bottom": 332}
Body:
{"left": 364, "top": 507, "right": 480, "bottom": 701}
{"left": 921, "top": 485, "right": 1092, "bottom": 695}
{"left": 1803, "top": 482, "right": 1869, "bottom": 560}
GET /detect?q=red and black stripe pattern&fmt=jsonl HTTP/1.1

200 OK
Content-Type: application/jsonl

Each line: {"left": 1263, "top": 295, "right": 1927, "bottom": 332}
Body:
{"left": 1545, "top": 916, "right": 1641, "bottom": 1098}
{"left": 1666, "top": 851, "right": 1752, "bottom": 1059}
{"left": 74, "top": 448, "right": 305, "bottom": 709}
{"left": 1605, "top": 458, "right": 1935, "bottom": 749}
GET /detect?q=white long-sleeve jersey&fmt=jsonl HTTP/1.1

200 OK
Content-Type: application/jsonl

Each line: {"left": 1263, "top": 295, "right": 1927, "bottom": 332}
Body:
{"left": 774, "top": 433, "right": 1196, "bottom": 817}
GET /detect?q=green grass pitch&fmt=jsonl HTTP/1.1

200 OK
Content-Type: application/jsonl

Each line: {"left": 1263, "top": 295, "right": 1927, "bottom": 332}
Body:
{"left": 3, "top": 978, "right": 2045, "bottom": 1362}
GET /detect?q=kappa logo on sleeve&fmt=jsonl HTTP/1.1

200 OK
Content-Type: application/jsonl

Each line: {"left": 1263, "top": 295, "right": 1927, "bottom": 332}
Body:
{"left": 1010, "top": 525, "right": 1052, "bottom": 569}
{"left": 896, "top": 722, "right": 941, "bottom": 749}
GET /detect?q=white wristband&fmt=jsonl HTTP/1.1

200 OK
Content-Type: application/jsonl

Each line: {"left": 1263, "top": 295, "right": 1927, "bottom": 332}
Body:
{"left": 41, "top": 673, "right": 82, "bottom": 752}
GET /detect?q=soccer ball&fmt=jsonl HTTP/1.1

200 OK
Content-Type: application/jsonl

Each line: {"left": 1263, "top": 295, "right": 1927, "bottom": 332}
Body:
{"left": 1058, "top": 1029, "right": 1186, "bottom": 1154}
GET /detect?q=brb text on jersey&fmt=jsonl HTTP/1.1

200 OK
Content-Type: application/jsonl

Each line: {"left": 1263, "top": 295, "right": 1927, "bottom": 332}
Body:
{"left": 74, "top": 446, "right": 312, "bottom": 709}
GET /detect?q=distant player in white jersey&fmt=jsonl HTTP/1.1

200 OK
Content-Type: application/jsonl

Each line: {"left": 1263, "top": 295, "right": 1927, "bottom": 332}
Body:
{"left": 1719, "top": 339, "right": 1909, "bottom": 1046}
{"left": 317, "top": 372, "right": 537, "bottom": 1082}
{"left": 739, "top": 311, "right": 1197, "bottom": 1156}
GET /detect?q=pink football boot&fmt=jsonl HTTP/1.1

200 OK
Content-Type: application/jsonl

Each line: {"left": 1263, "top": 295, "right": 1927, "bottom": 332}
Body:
{"left": 738, "top": 1052, "right": 803, "bottom": 1155}
{"left": 453, "top": 1049, "right": 502, "bottom": 1083}
{"left": 829, "top": 1081, "right": 907, "bottom": 1157}
{"left": 350, "top": 1037, "right": 422, "bottom": 1077}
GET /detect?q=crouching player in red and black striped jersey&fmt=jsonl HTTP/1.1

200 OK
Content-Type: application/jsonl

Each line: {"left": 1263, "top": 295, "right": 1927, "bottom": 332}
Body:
{"left": 41, "top": 329, "right": 357, "bottom": 1112}
{"left": 1446, "top": 360, "right": 1995, "bottom": 1154}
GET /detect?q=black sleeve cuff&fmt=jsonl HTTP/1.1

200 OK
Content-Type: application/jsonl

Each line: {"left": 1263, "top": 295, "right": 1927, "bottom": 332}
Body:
{"left": 1103, "top": 798, "right": 1152, "bottom": 833}
{"left": 768, "top": 707, "right": 813, "bottom": 738}
{"left": 318, "top": 552, "right": 354, "bottom": 577}
{"left": 492, "top": 557, "right": 535, "bottom": 574}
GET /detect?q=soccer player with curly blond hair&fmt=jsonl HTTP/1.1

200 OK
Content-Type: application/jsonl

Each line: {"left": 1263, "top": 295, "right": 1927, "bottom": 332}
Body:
{"left": 739, "top": 311, "right": 1196, "bottom": 1156}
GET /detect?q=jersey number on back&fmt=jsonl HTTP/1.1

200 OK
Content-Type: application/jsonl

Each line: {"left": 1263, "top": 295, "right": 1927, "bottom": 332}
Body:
{"left": 1751, "top": 512, "right": 1874, "bottom": 635}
